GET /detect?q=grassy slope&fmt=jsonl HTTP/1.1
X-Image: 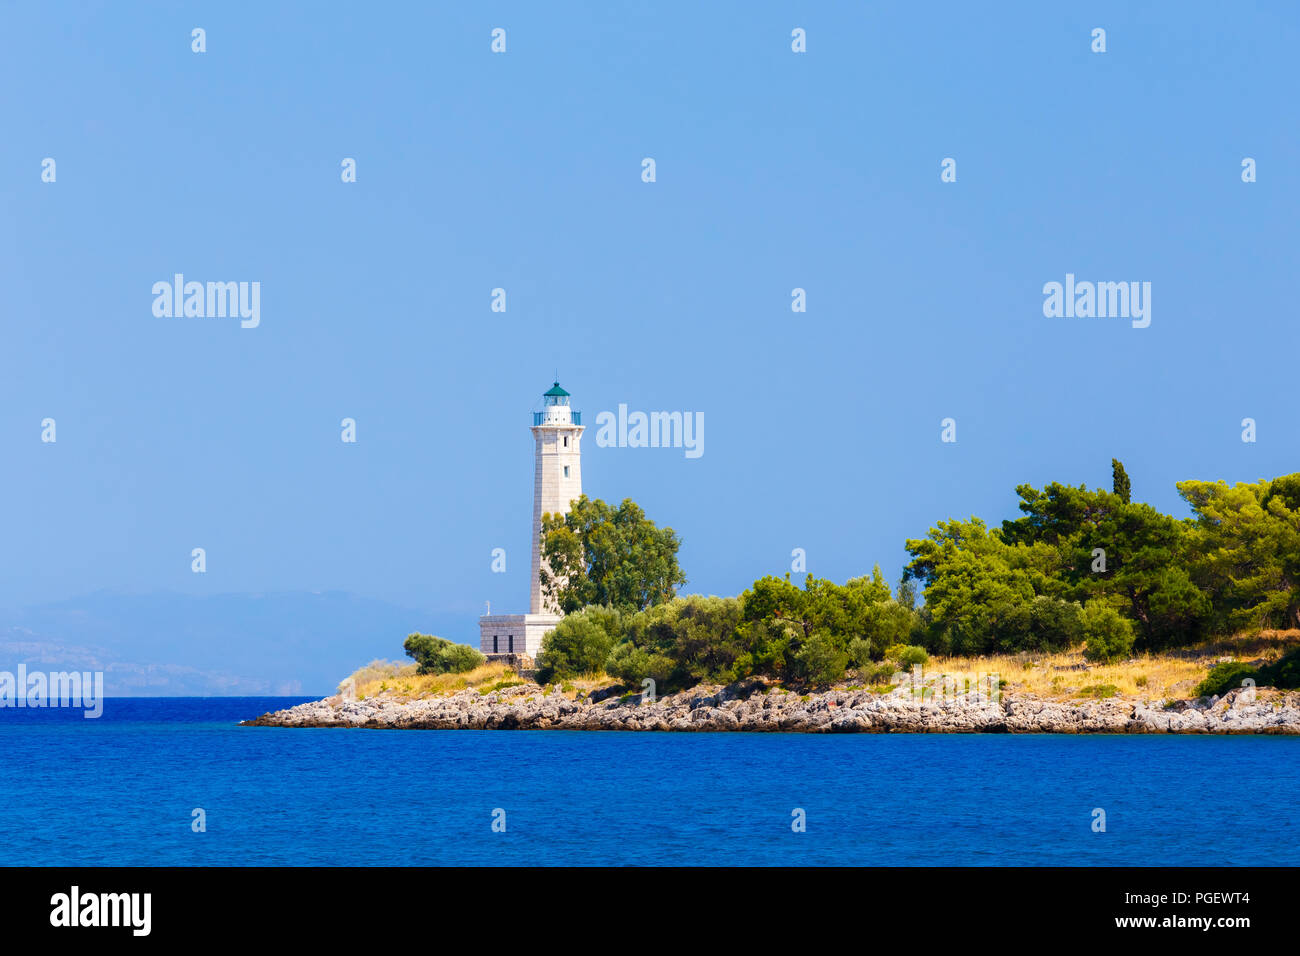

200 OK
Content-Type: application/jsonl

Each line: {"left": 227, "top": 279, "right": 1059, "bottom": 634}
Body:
{"left": 337, "top": 630, "right": 1300, "bottom": 704}
{"left": 937, "top": 629, "right": 1299, "bottom": 701}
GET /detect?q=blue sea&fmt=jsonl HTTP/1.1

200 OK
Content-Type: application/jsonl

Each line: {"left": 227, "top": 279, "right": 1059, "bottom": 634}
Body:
{"left": 2, "top": 697, "right": 1297, "bottom": 866}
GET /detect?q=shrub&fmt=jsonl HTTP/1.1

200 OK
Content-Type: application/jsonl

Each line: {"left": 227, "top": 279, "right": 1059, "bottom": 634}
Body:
{"left": 994, "top": 596, "right": 1084, "bottom": 653}
{"left": 861, "top": 600, "right": 921, "bottom": 658}
{"left": 792, "top": 633, "right": 849, "bottom": 685}
{"left": 1194, "top": 661, "right": 1258, "bottom": 698}
{"left": 886, "top": 644, "right": 929, "bottom": 670}
{"left": 1257, "top": 648, "right": 1300, "bottom": 689}
{"left": 441, "top": 642, "right": 486, "bottom": 674}
{"left": 847, "top": 637, "right": 874, "bottom": 669}
{"left": 536, "top": 605, "right": 622, "bottom": 682}
{"left": 1080, "top": 601, "right": 1136, "bottom": 663}
{"left": 653, "top": 595, "right": 747, "bottom": 683}
{"left": 1198, "top": 649, "right": 1300, "bottom": 697}
{"left": 403, "top": 633, "right": 486, "bottom": 675}
{"left": 858, "top": 661, "right": 900, "bottom": 685}
{"left": 604, "top": 642, "right": 676, "bottom": 688}
{"left": 609, "top": 595, "right": 748, "bottom": 685}
{"left": 1079, "top": 683, "right": 1119, "bottom": 699}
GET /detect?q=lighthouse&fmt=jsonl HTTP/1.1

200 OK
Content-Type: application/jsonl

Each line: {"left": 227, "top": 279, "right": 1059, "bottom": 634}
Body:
{"left": 479, "top": 382, "right": 585, "bottom": 659}
{"left": 529, "top": 382, "right": 584, "bottom": 614}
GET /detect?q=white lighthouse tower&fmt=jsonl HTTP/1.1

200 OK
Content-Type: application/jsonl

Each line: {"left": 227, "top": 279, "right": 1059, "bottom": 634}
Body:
{"left": 479, "top": 382, "right": 585, "bottom": 659}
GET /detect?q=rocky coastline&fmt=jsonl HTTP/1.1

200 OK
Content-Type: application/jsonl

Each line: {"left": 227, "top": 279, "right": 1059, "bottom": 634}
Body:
{"left": 242, "top": 680, "right": 1300, "bottom": 734}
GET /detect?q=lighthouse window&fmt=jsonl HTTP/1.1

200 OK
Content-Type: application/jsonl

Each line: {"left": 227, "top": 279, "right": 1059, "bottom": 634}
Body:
{"left": 563, "top": 466, "right": 570, "bottom": 478}
{"left": 493, "top": 635, "right": 499, "bottom": 654}
{"left": 563, "top": 436, "right": 568, "bottom": 447}
{"left": 508, "top": 635, "right": 515, "bottom": 653}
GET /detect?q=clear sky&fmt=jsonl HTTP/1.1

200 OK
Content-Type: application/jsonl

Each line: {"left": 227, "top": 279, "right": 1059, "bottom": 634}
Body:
{"left": 2, "top": 2, "right": 1297, "bottom": 638}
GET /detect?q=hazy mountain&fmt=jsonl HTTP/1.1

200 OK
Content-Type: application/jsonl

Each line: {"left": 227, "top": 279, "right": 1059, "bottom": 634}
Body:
{"left": 0, "top": 591, "right": 477, "bottom": 696}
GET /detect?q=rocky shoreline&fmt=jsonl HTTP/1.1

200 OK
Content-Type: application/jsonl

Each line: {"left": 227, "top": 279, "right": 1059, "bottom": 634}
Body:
{"left": 242, "top": 680, "right": 1300, "bottom": 734}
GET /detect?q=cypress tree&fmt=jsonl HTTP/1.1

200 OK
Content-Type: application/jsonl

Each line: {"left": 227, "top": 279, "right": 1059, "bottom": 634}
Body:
{"left": 1112, "top": 458, "right": 1132, "bottom": 504}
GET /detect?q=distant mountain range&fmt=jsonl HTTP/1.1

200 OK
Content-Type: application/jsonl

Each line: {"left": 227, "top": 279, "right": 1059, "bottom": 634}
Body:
{"left": 0, "top": 591, "right": 477, "bottom": 696}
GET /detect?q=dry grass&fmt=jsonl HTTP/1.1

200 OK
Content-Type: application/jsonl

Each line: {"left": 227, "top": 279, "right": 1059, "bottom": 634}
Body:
{"left": 340, "top": 659, "right": 416, "bottom": 688}
{"left": 930, "top": 629, "right": 1300, "bottom": 701}
{"left": 336, "top": 630, "right": 1300, "bottom": 705}
{"left": 333, "top": 657, "right": 622, "bottom": 702}
{"left": 340, "top": 661, "right": 516, "bottom": 700}
{"left": 552, "top": 672, "right": 620, "bottom": 697}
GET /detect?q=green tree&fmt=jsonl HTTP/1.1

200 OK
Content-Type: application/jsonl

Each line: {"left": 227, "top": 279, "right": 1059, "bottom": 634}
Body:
{"left": 607, "top": 595, "right": 747, "bottom": 686}
{"left": 654, "top": 595, "right": 747, "bottom": 683}
{"left": 1068, "top": 501, "right": 1209, "bottom": 649}
{"left": 737, "top": 569, "right": 908, "bottom": 672}
{"left": 539, "top": 496, "right": 686, "bottom": 614}
{"left": 536, "top": 605, "right": 623, "bottom": 682}
{"left": 847, "top": 637, "right": 875, "bottom": 669}
{"left": 896, "top": 576, "right": 918, "bottom": 611}
{"left": 1080, "top": 600, "right": 1135, "bottom": 663}
{"left": 605, "top": 642, "right": 677, "bottom": 687}
{"left": 904, "top": 517, "right": 1052, "bottom": 654}
{"left": 1259, "top": 648, "right": 1300, "bottom": 689}
{"left": 791, "top": 633, "right": 849, "bottom": 684}
{"left": 1000, "top": 482, "right": 1123, "bottom": 550}
{"left": 1179, "top": 475, "right": 1300, "bottom": 631}
{"left": 997, "top": 595, "right": 1085, "bottom": 653}
{"left": 1112, "top": 458, "right": 1132, "bottom": 504}
{"left": 999, "top": 482, "right": 1209, "bottom": 649}
{"left": 403, "top": 633, "right": 485, "bottom": 675}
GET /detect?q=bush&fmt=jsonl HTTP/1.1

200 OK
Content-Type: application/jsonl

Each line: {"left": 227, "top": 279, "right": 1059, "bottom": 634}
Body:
{"left": 847, "top": 637, "right": 874, "bottom": 669}
{"left": 792, "top": 633, "right": 849, "bottom": 685}
{"left": 858, "top": 661, "right": 899, "bottom": 685}
{"left": 403, "top": 633, "right": 486, "bottom": 675}
{"left": 656, "top": 595, "right": 747, "bottom": 683}
{"left": 1194, "top": 661, "right": 1258, "bottom": 698}
{"left": 1080, "top": 601, "right": 1135, "bottom": 663}
{"left": 604, "top": 642, "right": 676, "bottom": 688}
{"left": 1257, "top": 648, "right": 1300, "bottom": 689}
{"left": 536, "top": 605, "right": 622, "bottom": 682}
{"left": 1196, "top": 649, "right": 1300, "bottom": 698}
{"left": 886, "top": 644, "right": 929, "bottom": 670}
{"left": 861, "top": 600, "right": 921, "bottom": 658}
{"left": 996, "top": 596, "right": 1084, "bottom": 653}
{"left": 612, "top": 595, "right": 747, "bottom": 685}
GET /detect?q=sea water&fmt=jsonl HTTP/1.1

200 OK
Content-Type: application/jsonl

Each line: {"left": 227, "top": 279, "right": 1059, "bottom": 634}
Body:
{"left": 1, "top": 698, "right": 1295, "bottom": 866}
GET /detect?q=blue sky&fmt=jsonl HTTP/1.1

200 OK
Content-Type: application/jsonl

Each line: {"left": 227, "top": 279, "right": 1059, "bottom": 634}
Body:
{"left": 1, "top": 2, "right": 1297, "bottom": 645}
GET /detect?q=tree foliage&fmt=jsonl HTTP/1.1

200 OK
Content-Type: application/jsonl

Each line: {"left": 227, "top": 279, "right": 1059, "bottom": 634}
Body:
{"left": 1112, "top": 458, "right": 1132, "bottom": 504}
{"left": 538, "top": 566, "right": 919, "bottom": 687}
{"left": 530, "top": 467, "right": 1300, "bottom": 691}
{"left": 1194, "top": 650, "right": 1300, "bottom": 697}
{"left": 403, "top": 633, "right": 485, "bottom": 675}
{"left": 539, "top": 496, "right": 686, "bottom": 614}
{"left": 535, "top": 605, "right": 623, "bottom": 683}
{"left": 1178, "top": 475, "right": 1300, "bottom": 631}
{"left": 1080, "top": 600, "right": 1135, "bottom": 663}
{"left": 912, "top": 480, "right": 1212, "bottom": 652}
